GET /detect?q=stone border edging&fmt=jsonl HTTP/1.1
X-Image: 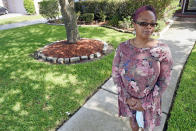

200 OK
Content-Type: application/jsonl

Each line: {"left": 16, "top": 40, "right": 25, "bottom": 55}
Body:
{"left": 34, "top": 38, "right": 109, "bottom": 64}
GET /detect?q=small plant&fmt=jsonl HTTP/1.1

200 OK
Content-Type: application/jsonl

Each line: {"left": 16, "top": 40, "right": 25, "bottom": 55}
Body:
{"left": 24, "top": 0, "right": 35, "bottom": 14}
{"left": 79, "top": 13, "right": 94, "bottom": 23}
{"left": 76, "top": 11, "right": 81, "bottom": 20}
{"left": 108, "top": 15, "right": 120, "bottom": 27}
{"left": 118, "top": 16, "right": 132, "bottom": 29}
{"left": 97, "top": 11, "right": 106, "bottom": 22}
{"left": 154, "top": 19, "right": 165, "bottom": 32}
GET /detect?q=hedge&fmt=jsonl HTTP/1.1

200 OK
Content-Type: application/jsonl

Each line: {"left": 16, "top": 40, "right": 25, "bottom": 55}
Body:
{"left": 79, "top": 13, "right": 94, "bottom": 23}
{"left": 75, "top": 0, "right": 175, "bottom": 21}
{"left": 39, "top": 0, "right": 59, "bottom": 21}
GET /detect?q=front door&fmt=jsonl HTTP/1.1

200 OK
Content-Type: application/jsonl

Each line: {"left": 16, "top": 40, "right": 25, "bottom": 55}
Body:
{"left": 185, "top": 0, "right": 196, "bottom": 12}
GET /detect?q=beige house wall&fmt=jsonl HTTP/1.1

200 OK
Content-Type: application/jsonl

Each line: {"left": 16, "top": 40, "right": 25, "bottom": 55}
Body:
{"left": 1, "top": 0, "right": 53, "bottom": 14}
{"left": 0, "top": 0, "right": 3, "bottom": 6}
{"left": 7, "top": 0, "right": 27, "bottom": 14}
{"left": 34, "top": 0, "right": 42, "bottom": 14}
{"left": 0, "top": 0, "right": 8, "bottom": 9}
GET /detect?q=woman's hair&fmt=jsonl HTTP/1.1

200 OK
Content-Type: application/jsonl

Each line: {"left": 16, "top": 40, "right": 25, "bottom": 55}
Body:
{"left": 132, "top": 5, "right": 157, "bottom": 22}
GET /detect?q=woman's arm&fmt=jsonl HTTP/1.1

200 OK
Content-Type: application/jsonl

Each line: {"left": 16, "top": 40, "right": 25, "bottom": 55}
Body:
{"left": 127, "top": 97, "right": 144, "bottom": 111}
{"left": 156, "top": 46, "right": 173, "bottom": 96}
{"left": 142, "top": 45, "right": 173, "bottom": 110}
{"left": 112, "top": 45, "right": 130, "bottom": 104}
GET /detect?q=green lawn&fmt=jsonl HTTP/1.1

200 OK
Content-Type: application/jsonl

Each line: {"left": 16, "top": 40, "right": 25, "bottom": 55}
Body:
{"left": 0, "top": 15, "right": 43, "bottom": 25}
{"left": 0, "top": 24, "right": 133, "bottom": 130}
{"left": 167, "top": 43, "right": 196, "bottom": 130}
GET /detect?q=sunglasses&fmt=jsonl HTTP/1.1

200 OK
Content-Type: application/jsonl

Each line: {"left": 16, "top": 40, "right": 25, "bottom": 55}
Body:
{"left": 135, "top": 21, "right": 158, "bottom": 27}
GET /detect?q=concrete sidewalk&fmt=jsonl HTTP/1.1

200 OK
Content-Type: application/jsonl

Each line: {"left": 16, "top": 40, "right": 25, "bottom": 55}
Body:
{"left": 0, "top": 18, "right": 47, "bottom": 30}
{"left": 58, "top": 17, "right": 196, "bottom": 131}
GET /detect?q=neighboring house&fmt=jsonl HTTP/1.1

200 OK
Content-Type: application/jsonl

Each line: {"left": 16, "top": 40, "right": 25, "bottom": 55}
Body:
{"left": 0, "top": 0, "right": 26, "bottom": 14}
{"left": 181, "top": 0, "right": 196, "bottom": 13}
{"left": 176, "top": 0, "right": 196, "bottom": 17}
{"left": 0, "top": 0, "right": 41, "bottom": 14}
{"left": 0, "top": 0, "right": 8, "bottom": 10}
{"left": 0, "top": 0, "right": 83, "bottom": 14}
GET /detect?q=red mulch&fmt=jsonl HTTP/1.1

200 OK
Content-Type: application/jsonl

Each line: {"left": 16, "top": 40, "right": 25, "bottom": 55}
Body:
{"left": 42, "top": 39, "right": 104, "bottom": 58}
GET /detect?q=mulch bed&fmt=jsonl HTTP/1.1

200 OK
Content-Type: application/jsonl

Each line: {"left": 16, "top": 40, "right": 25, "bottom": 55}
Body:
{"left": 42, "top": 39, "right": 104, "bottom": 58}
{"left": 34, "top": 20, "right": 119, "bottom": 64}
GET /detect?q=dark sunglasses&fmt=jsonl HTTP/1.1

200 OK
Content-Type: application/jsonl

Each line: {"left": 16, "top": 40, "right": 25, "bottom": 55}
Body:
{"left": 135, "top": 21, "right": 158, "bottom": 27}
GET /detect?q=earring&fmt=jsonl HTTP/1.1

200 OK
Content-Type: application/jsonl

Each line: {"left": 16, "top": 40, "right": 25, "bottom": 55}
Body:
{"left": 132, "top": 29, "right": 136, "bottom": 35}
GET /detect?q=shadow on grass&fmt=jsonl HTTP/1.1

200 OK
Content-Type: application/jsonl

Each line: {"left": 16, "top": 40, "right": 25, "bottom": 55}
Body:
{"left": 0, "top": 24, "right": 132, "bottom": 130}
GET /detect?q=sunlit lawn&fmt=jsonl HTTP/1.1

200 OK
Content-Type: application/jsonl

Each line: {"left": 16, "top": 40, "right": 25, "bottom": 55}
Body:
{"left": 0, "top": 24, "right": 133, "bottom": 130}
{"left": 167, "top": 43, "right": 196, "bottom": 130}
{"left": 0, "top": 15, "right": 43, "bottom": 25}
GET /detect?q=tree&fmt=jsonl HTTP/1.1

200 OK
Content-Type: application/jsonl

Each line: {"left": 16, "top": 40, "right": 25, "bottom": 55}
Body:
{"left": 59, "top": 0, "right": 80, "bottom": 44}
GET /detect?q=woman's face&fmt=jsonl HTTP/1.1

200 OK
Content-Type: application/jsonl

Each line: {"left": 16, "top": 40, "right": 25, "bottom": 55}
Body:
{"left": 133, "top": 10, "right": 157, "bottom": 39}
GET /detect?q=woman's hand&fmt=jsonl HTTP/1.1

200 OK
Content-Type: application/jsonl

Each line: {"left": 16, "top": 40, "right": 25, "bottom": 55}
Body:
{"left": 126, "top": 97, "right": 145, "bottom": 111}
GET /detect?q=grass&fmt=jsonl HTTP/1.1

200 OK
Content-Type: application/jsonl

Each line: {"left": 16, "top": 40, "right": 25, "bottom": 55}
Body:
{"left": 0, "top": 15, "right": 43, "bottom": 25}
{"left": 0, "top": 24, "right": 133, "bottom": 130}
{"left": 167, "top": 43, "right": 196, "bottom": 130}
{"left": 0, "top": 1, "right": 179, "bottom": 130}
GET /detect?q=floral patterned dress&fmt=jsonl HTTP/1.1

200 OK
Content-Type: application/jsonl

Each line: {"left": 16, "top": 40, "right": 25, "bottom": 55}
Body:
{"left": 112, "top": 39, "right": 173, "bottom": 130}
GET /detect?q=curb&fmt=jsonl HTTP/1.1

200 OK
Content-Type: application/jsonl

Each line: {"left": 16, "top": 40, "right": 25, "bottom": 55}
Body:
{"left": 159, "top": 17, "right": 177, "bottom": 37}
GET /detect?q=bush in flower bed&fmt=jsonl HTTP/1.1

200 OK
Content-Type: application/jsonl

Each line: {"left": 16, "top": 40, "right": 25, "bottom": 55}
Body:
{"left": 75, "top": 0, "right": 175, "bottom": 21}
{"left": 79, "top": 13, "right": 95, "bottom": 24}
{"left": 118, "top": 16, "right": 133, "bottom": 30}
{"left": 75, "top": 1, "right": 119, "bottom": 21}
{"left": 75, "top": 0, "right": 176, "bottom": 33}
{"left": 108, "top": 14, "right": 120, "bottom": 27}
{"left": 95, "top": 11, "right": 106, "bottom": 22}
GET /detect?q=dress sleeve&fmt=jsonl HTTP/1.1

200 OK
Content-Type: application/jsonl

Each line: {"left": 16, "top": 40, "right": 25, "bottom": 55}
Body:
{"left": 156, "top": 46, "right": 173, "bottom": 96}
{"left": 142, "top": 45, "right": 173, "bottom": 111}
{"left": 112, "top": 45, "right": 130, "bottom": 104}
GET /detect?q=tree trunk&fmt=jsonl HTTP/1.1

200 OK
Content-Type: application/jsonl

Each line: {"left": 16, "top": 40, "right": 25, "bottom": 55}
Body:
{"left": 59, "top": 0, "right": 80, "bottom": 44}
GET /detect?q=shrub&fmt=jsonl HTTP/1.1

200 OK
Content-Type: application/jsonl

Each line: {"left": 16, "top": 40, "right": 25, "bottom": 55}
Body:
{"left": 95, "top": 11, "right": 106, "bottom": 22}
{"left": 155, "top": 19, "right": 166, "bottom": 32}
{"left": 103, "top": 1, "right": 120, "bottom": 20}
{"left": 108, "top": 14, "right": 120, "bottom": 27}
{"left": 75, "top": 0, "right": 175, "bottom": 21}
{"left": 39, "top": 0, "right": 59, "bottom": 21}
{"left": 75, "top": 1, "right": 119, "bottom": 20}
{"left": 118, "top": 16, "right": 132, "bottom": 29}
{"left": 79, "top": 13, "right": 94, "bottom": 23}
{"left": 24, "top": 0, "right": 36, "bottom": 14}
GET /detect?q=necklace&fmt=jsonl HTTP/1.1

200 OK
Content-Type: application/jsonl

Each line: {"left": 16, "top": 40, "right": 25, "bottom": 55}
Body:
{"left": 132, "top": 38, "right": 157, "bottom": 49}
{"left": 132, "top": 38, "right": 146, "bottom": 48}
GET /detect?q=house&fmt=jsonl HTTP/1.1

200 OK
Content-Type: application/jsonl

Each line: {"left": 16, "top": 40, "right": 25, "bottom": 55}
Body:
{"left": 0, "top": 0, "right": 41, "bottom": 14}
{"left": 0, "top": 0, "right": 26, "bottom": 14}
{"left": 0, "top": 0, "right": 83, "bottom": 14}
{"left": 177, "top": 0, "right": 196, "bottom": 17}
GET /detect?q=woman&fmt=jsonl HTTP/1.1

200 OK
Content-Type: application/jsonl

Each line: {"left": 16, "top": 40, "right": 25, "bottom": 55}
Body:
{"left": 112, "top": 5, "right": 173, "bottom": 131}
